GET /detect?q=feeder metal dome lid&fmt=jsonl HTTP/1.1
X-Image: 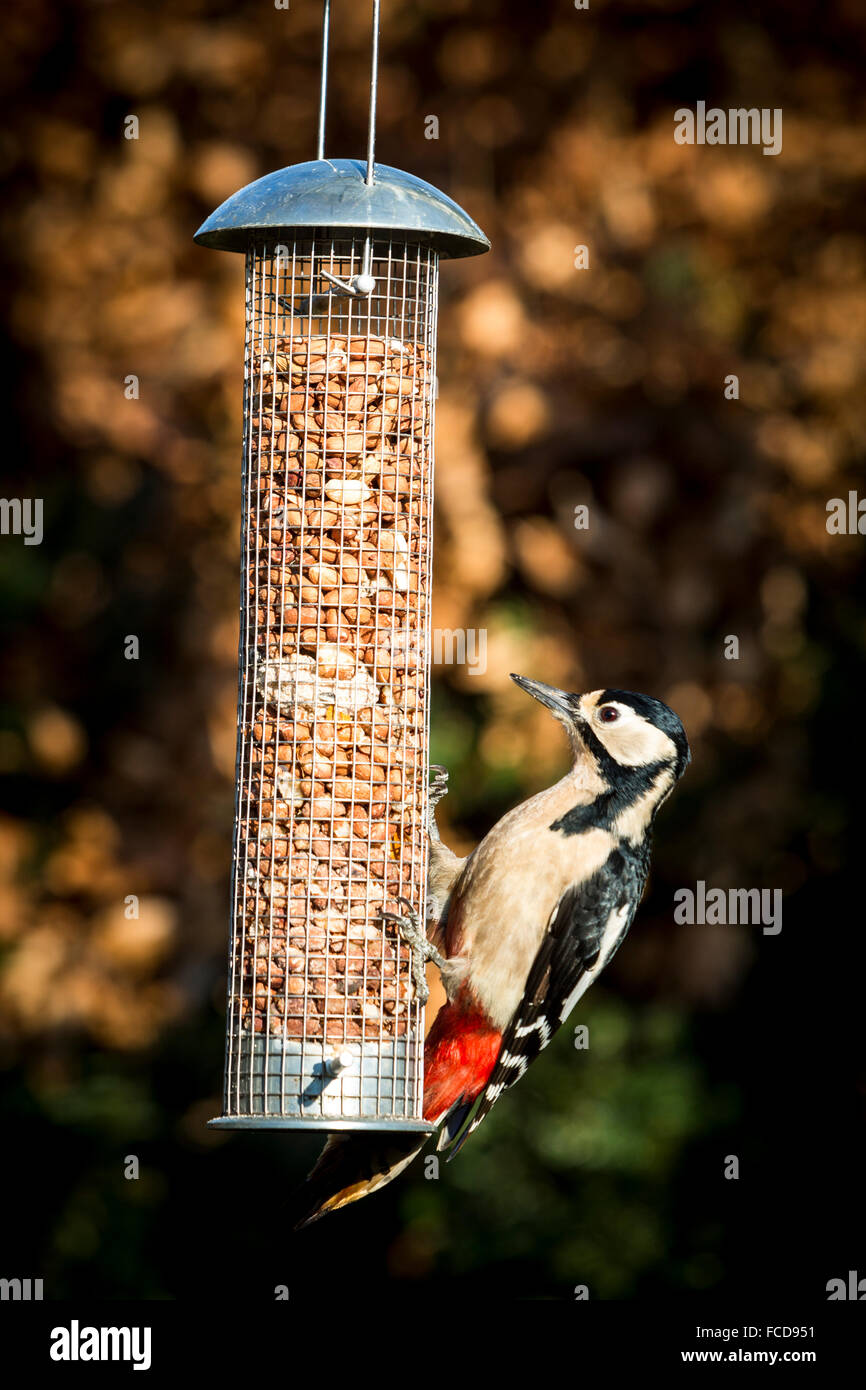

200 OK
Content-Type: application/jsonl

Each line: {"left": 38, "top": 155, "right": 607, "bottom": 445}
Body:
{"left": 194, "top": 158, "right": 489, "bottom": 260}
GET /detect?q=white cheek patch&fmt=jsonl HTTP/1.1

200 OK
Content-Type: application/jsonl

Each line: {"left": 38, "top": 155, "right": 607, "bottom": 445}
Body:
{"left": 599, "top": 716, "right": 671, "bottom": 767}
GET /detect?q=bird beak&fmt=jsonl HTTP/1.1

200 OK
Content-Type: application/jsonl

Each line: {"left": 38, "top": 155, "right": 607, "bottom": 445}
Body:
{"left": 510, "top": 674, "right": 577, "bottom": 723}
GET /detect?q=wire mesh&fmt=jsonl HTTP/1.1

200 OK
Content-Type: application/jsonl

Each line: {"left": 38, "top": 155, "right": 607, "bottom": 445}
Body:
{"left": 219, "top": 234, "right": 438, "bottom": 1126}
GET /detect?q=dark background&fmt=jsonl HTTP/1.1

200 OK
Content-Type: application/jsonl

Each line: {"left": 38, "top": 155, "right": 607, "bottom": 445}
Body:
{"left": 0, "top": 0, "right": 864, "bottom": 1300}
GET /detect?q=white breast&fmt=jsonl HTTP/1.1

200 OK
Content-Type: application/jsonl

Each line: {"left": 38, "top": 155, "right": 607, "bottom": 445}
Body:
{"left": 458, "top": 822, "right": 615, "bottom": 1030}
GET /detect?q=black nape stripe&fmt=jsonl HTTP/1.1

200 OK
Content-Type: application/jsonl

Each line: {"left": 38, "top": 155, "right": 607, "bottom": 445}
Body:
{"left": 550, "top": 759, "right": 669, "bottom": 836}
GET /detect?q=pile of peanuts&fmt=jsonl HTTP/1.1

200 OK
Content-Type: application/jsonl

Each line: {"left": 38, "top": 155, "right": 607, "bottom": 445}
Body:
{"left": 233, "top": 330, "right": 431, "bottom": 1046}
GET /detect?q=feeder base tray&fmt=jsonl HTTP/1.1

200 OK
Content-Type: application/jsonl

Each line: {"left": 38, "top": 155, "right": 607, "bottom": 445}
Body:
{"left": 206, "top": 1115, "right": 435, "bottom": 1134}
{"left": 215, "top": 1033, "right": 426, "bottom": 1127}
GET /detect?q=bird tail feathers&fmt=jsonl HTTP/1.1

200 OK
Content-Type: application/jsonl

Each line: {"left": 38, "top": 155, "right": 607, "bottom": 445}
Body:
{"left": 291, "top": 1132, "right": 425, "bottom": 1230}
{"left": 435, "top": 1100, "right": 474, "bottom": 1152}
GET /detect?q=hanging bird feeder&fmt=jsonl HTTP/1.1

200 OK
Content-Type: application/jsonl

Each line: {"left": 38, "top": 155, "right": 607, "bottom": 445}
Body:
{"left": 197, "top": 1, "right": 488, "bottom": 1133}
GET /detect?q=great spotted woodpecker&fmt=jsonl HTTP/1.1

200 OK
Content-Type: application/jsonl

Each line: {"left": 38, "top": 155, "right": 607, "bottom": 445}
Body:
{"left": 292, "top": 675, "right": 690, "bottom": 1227}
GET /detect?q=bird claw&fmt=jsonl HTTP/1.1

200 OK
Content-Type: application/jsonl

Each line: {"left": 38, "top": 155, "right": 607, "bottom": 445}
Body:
{"left": 428, "top": 765, "right": 449, "bottom": 840}
{"left": 382, "top": 770, "right": 451, "bottom": 1002}
{"left": 382, "top": 895, "right": 446, "bottom": 1006}
{"left": 429, "top": 764, "right": 449, "bottom": 809}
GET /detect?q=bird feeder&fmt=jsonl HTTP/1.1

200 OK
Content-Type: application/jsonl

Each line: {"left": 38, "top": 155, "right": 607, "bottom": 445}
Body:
{"left": 197, "top": 1, "right": 488, "bottom": 1133}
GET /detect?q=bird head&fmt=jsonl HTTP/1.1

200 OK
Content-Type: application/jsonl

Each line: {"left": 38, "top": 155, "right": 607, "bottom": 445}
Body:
{"left": 510, "top": 674, "right": 691, "bottom": 814}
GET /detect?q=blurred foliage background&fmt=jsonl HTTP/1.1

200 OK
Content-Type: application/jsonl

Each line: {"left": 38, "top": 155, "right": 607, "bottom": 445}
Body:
{"left": 1, "top": 0, "right": 864, "bottom": 1300}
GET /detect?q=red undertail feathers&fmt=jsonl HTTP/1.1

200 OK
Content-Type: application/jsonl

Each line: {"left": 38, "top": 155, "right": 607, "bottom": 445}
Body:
{"left": 422, "top": 989, "right": 502, "bottom": 1123}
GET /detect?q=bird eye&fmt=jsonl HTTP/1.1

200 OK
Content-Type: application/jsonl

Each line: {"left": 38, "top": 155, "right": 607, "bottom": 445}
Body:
{"left": 599, "top": 705, "right": 620, "bottom": 723}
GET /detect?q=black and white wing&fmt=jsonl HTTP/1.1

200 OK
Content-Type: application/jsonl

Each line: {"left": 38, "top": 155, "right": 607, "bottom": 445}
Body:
{"left": 444, "top": 844, "right": 647, "bottom": 1156}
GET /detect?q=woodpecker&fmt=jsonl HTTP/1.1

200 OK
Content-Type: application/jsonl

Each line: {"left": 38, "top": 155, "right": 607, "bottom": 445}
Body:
{"left": 292, "top": 675, "right": 690, "bottom": 1227}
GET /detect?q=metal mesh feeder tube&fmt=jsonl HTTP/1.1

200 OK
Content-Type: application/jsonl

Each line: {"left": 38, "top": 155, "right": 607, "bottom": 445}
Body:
{"left": 196, "top": 158, "right": 488, "bottom": 1133}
